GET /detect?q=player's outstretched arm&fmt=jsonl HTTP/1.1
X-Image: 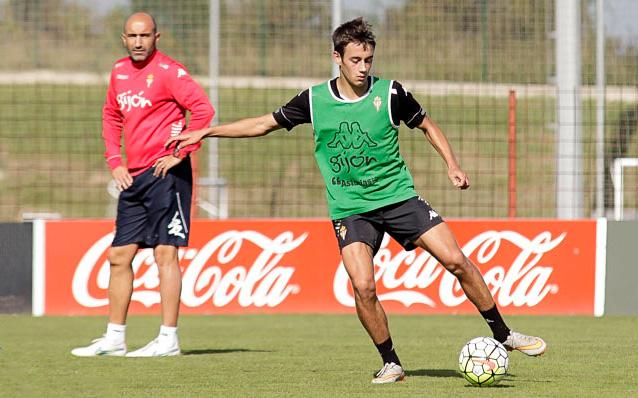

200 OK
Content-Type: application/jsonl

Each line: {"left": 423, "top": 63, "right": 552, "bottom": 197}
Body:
{"left": 165, "top": 113, "right": 282, "bottom": 151}
{"left": 418, "top": 116, "right": 470, "bottom": 189}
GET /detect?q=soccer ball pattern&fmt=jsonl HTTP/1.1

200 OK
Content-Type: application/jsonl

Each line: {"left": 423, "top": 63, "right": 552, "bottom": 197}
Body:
{"left": 458, "top": 336, "right": 509, "bottom": 387}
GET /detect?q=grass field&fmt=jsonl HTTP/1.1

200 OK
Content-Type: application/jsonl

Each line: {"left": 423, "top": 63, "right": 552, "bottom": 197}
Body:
{"left": 1, "top": 314, "right": 636, "bottom": 397}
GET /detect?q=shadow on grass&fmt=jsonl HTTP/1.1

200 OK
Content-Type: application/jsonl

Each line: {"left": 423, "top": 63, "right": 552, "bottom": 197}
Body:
{"left": 406, "top": 369, "right": 517, "bottom": 382}
{"left": 405, "top": 369, "right": 464, "bottom": 378}
{"left": 182, "top": 348, "right": 272, "bottom": 356}
{"left": 463, "top": 383, "right": 514, "bottom": 388}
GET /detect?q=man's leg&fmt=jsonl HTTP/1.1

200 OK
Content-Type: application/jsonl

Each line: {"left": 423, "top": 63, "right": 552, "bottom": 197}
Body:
{"left": 108, "top": 244, "right": 139, "bottom": 324}
{"left": 413, "top": 223, "right": 546, "bottom": 356}
{"left": 341, "top": 242, "right": 405, "bottom": 383}
{"left": 125, "top": 244, "right": 181, "bottom": 357}
{"left": 70, "top": 244, "right": 138, "bottom": 357}
{"left": 153, "top": 245, "right": 181, "bottom": 327}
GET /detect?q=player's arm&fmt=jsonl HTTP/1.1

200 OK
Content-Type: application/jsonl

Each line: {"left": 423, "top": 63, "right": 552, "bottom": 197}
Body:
{"left": 102, "top": 76, "right": 133, "bottom": 191}
{"left": 392, "top": 81, "right": 468, "bottom": 190}
{"left": 166, "top": 89, "right": 310, "bottom": 150}
{"left": 166, "top": 114, "right": 282, "bottom": 150}
{"left": 418, "top": 116, "right": 469, "bottom": 189}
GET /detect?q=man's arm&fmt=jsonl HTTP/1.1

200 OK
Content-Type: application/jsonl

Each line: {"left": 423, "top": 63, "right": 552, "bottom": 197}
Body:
{"left": 153, "top": 64, "right": 216, "bottom": 178}
{"left": 102, "top": 77, "right": 133, "bottom": 190}
{"left": 165, "top": 114, "right": 283, "bottom": 150}
{"left": 165, "top": 64, "right": 215, "bottom": 158}
{"left": 418, "top": 116, "right": 470, "bottom": 189}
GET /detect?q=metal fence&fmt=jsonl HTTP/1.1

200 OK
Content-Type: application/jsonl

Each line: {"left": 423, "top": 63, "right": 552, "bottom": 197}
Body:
{"left": 1, "top": 0, "right": 637, "bottom": 221}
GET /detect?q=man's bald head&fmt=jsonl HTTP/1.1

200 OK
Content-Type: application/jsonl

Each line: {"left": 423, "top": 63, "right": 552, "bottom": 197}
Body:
{"left": 123, "top": 12, "right": 157, "bottom": 34}
{"left": 121, "top": 12, "right": 160, "bottom": 63}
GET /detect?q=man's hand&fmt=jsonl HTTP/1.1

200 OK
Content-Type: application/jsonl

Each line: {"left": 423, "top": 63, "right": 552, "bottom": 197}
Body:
{"left": 153, "top": 155, "right": 182, "bottom": 178}
{"left": 448, "top": 167, "right": 470, "bottom": 189}
{"left": 165, "top": 128, "right": 209, "bottom": 151}
{"left": 112, "top": 166, "right": 133, "bottom": 191}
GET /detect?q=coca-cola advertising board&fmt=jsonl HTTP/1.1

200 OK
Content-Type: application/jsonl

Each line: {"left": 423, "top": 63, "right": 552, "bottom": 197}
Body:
{"left": 34, "top": 219, "right": 605, "bottom": 316}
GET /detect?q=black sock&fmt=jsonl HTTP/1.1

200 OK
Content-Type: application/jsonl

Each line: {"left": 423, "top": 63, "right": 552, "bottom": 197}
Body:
{"left": 480, "top": 305, "right": 510, "bottom": 343}
{"left": 375, "top": 337, "right": 401, "bottom": 366}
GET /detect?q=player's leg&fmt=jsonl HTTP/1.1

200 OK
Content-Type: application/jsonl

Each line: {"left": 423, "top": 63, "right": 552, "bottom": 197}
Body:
{"left": 413, "top": 223, "right": 546, "bottom": 356}
{"left": 341, "top": 242, "right": 405, "bottom": 383}
{"left": 341, "top": 242, "right": 389, "bottom": 344}
{"left": 333, "top": 214, "right": 405, "bottom": 383}
{"left": 413, "top": 223, "right": 496, "bottom": 310}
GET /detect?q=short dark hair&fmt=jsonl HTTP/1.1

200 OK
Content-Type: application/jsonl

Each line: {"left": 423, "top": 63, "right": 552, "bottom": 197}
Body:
{"left": 332, "top": 17, "right": 376, "bottom": 56}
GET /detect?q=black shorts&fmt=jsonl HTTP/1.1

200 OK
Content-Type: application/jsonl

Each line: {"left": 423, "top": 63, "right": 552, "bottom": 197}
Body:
{"left": 112, "top": 157, "right": 192, "bottom": 248}
{"left": 331, "top": 196, "right": 444, "bottom": 255}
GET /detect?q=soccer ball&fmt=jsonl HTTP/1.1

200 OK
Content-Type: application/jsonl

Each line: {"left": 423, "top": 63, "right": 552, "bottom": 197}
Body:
{"left": 458, "top": 336, "right": 509, "bottom": 387}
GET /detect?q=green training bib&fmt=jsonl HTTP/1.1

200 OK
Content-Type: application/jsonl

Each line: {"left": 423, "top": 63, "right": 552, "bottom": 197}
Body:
{"left": 310, "top": 77, "right": 417, "bottom": 219}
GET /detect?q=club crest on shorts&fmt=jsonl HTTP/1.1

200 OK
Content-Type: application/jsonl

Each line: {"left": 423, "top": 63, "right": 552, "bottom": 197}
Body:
{"left": 333, "top": 220, "right": 347, "bottom": 240}
{"left": 167, "top": 211, "right": 185, "bottom": 239}
{"left": 339, "top": 225, "right": 348, "bottom": 240}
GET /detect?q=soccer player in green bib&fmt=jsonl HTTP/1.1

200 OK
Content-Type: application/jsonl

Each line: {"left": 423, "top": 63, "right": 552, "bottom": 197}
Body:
{"left": 166, "top": 17, "right": 546, "bottom": 384}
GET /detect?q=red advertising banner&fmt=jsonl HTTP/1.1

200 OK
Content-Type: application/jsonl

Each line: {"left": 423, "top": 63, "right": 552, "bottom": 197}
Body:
{"left": 41, "top": 219, "right": 599, "bottom": 315}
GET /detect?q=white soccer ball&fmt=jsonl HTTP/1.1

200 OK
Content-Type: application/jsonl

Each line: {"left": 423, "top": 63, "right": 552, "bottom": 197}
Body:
{"left": 458, "top": 336, "right": 509, "bottom": 387}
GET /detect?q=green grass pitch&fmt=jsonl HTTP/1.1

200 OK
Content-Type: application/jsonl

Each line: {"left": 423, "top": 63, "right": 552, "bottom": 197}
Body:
{"left": 1, "top": 314, "right": 637, "bottom": 397}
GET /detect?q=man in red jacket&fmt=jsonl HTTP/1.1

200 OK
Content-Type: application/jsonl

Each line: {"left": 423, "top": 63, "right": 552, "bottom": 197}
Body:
{"left": 72, "top": 12, "right": 215, "bottom": 357}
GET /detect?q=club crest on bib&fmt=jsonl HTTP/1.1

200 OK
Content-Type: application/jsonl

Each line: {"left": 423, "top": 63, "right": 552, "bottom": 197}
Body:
{"left": 373, "top": 95, "right": 382, "bottom": 112}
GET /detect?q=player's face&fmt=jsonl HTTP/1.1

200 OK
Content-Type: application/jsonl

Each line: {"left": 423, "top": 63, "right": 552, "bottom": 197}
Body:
{"left": 333, "top": 42, "right": 374, "bottom": 88}
{"left": 122, "top": 19, "right": 159, "bottom": 62}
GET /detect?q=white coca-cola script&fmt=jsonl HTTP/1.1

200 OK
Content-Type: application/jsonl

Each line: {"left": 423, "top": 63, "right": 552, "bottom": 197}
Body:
{"left": 333, "top": 230, "right": 563, "bottom": 308}
{"left": 72, "top": 231, "right": 306, "bottom": 308}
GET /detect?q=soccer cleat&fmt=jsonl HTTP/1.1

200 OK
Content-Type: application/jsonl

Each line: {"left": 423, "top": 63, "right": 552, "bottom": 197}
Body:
{"left": 71, "top": 335, "right": 126, "bottom": 357}
{"left": 371, "top": 362, "right": 405, "bottom": 384}
{"left": 503, "top": 331, "right": 547, "bottom": 356}
{"left": 125, "top": 337, "right": 181, "bottom": 357}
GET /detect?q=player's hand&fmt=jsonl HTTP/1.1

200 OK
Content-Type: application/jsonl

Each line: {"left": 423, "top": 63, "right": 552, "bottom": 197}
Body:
{"left": 164, "top": 128, "right": 209, "bottom": 151}
{"left": 448, "top": 166, "right": 470, "bottom": 189}
{"left": 153, "top": 155, "right": 182, "bottom": 178}
{"left": 112, "top": 166, "right": 133, "bottom": 191}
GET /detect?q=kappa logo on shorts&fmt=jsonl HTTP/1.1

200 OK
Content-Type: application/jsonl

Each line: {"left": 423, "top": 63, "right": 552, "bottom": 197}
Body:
{"left": 167, "top": 211, "right": 186, "bottom": 239}
{"left": 429, "top": 210, "right": 439, "bottom": 220}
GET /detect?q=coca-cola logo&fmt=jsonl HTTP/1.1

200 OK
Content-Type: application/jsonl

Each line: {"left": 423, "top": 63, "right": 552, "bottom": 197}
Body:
{"left": 333, "top": 230, "right": 563, "bottom": 308}
{"left": 72, "top": 230, "right": 306, "bottom": 308}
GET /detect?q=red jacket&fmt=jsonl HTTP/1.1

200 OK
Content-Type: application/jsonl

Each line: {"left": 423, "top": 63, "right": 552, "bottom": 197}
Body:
{"left": 102, "top": 50, "right": 215, "bottom": 176}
